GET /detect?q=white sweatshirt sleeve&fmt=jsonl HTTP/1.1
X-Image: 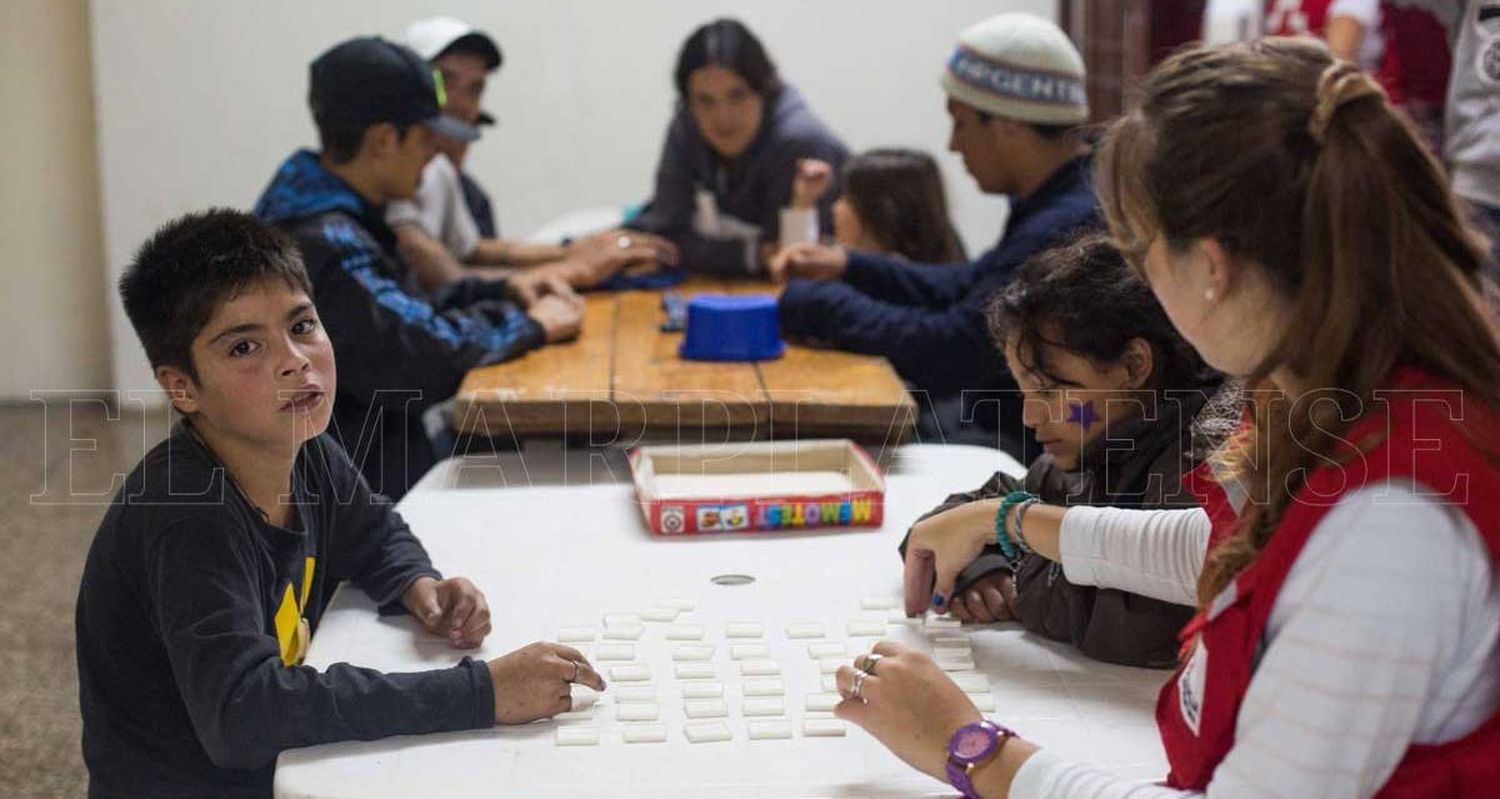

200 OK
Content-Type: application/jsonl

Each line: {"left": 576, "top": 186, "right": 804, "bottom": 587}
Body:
{"left": 1057, "top": 506, "right": 1211, "bottom": 607}
{"left": 1010, "top": 484, "right": 1499, "bottom": 799}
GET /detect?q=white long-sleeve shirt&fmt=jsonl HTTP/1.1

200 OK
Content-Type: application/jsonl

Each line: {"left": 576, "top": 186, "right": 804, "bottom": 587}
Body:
{"left": 1011, "top": 482, "right": 1500, "bottom": 798}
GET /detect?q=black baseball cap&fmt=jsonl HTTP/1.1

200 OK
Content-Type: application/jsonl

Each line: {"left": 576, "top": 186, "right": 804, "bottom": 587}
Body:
{"left": 308, "top": 36, "right": 479, "bottom": 142}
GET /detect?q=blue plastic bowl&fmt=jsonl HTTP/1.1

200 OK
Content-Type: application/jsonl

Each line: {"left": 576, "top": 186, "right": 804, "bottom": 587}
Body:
{"left": 678, "top": 294, "right": 785, "bottom": 362}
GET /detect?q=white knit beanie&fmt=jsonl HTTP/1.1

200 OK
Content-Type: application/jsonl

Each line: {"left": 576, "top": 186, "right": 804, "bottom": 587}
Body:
{"left": 940, "top": 13, "right": 1089, "bottom": 125}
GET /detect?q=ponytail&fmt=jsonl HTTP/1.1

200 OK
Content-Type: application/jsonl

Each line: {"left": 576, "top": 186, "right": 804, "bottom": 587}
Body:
{"left": 1097, "top": 39, "right": 1500, "bottom": 607}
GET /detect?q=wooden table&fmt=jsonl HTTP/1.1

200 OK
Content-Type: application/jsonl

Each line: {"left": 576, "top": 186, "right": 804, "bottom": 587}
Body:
{"left": 453, "top": 277, "right": 917, "bottom": 446}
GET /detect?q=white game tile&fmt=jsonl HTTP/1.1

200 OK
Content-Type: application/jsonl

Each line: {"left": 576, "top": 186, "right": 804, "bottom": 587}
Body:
{"left": 681, "top": 682, "right": 724, "bottom": 699}
{"left": 556, "top": 727, "right": 600, "bottom": 746}
{"left": 743, "top": 678, "right": 785, "bottom": 697}
{"left": 610, "top": 664, "right": 652, "bottom": 682}
{"left": 742, "top": 697, "right": 786, "bottom": 717}
{"left": 739, "top": 659, "right": 782, "bottom": 676}
{"left": 684, "top": 698, "right": 729, "bottom": 719}
{"left": 725, "top": 621, "right": 764, "bottom": 639}
{"left": 730, "top": 643, "right": 770, "bottom": 660}
{"left": 622, "top": 723, "right": 668, "bottom": 743}
{"left": 675, "top": 662, "right": 716, "bottom": 680}
{"left": 672, "top": 645, "right": 714, "bottom": 661}
{"left": 615, "top": 703, "right": 660, "bottom": 722}
{"left": 802, "top": 719, "right": 847, "bottom": 737}
{"left": 684, "top": 721, "right": 732, "bottom": 743}
{"left": 747, "top": 720, "right": 793, "bottom": 740}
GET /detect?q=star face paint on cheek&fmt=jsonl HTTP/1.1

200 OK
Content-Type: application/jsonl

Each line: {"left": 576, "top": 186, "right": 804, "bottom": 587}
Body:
{"left": 1067, "top": 400, "right": 1099, "bottom": 431}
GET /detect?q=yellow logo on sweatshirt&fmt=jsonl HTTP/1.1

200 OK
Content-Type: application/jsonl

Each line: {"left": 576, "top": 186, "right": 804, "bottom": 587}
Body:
{"left": 274, "top": 557, "right": 316, "bottom": 666}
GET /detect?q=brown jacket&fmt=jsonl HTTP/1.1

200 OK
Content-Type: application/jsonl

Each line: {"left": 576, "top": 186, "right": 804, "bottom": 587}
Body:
{"left": 902, "top": 383, "right": 1239, "bottom": 668}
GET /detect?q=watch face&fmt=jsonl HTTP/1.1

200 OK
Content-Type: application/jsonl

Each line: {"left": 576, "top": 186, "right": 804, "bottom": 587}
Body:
{"left": 953, "top": 725, "right": 996, "bottom": 760}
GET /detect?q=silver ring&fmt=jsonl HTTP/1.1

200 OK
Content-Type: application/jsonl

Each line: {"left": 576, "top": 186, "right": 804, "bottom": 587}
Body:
{"left": 851, "top": 669, "right": 868, "bottom": 701}
{"left": 570, "top": 660, "right": 581, "bottom": 683}
{"left": 861, "top": 653, "right": 884, "bottom": 676}
{"left": 615, "top": 234, "right": 633, "bottom": 250}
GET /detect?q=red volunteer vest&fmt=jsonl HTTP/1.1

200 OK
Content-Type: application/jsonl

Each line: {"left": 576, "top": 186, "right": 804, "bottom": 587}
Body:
{"left": 1157, "top": 367, "right": 1500, "bottom": 795}
{"left": 1375, "top": 5, "right": 1452, "bottom": 110}
{"left": 1264, "top": 0, "right": 1334, "bottom": 37}
{"left": 1264, "top": 0, "right": 1451, "bottom": 112}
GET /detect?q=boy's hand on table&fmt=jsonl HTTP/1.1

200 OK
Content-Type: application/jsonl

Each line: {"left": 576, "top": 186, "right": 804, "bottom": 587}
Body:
{"left": 402, "top": 576, "right": 492, "bottom": 649}
{"left": 529, "top": 293, "right": 585, "bottom": 343}
{"left": 568, "top": 229, "right": 680, "bottom": 285}
{"left": 769, "top": 242, "right": 848, "bottom": 283}
{"left": 488, "top": 642, "right": 606, "bottom": 724}
{"left": 508, "top": 266, "right": 578, "bottom": 307}
{"left": 948, "top": 571, "right": 1018, "bottom": 624}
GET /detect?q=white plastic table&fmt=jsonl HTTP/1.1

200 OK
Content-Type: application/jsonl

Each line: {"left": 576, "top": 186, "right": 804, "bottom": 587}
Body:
{"left": 274, "top": 444, "right": 1170, "bottom": 798}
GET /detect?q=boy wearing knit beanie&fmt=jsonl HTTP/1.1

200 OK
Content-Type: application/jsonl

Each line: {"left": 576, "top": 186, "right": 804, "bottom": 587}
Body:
{"left": 774, "top": 13, "right": 1101, "bottom": 459}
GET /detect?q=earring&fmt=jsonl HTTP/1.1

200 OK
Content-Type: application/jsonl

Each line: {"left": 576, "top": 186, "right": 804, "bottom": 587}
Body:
{"left": 1204, "top": 288, "right": 1216, "bottom": 303}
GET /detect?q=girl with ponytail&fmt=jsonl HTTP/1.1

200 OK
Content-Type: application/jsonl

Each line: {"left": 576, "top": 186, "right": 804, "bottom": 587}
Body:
{"left": 838, "top": 38, "right": 1500, "bottom": 798}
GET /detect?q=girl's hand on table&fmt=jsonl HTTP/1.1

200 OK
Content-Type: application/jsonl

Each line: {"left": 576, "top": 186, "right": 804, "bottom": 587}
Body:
{"left": 903, "top": 500, "right": 1000, "bottom": 617}
{"left": 948, "top": 571, "right": 1018, "bottom": 624}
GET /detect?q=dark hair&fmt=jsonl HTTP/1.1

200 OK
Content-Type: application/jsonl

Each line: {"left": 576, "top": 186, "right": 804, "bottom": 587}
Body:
{"left": 120, "top": 209, "right": 312, "bottom": 383}
{"left": 1097, "top": 39, "right": 1500, "bottom": 605}
{"left": 317, "top": 121, "right": 417, "bottom": 165}
{"left": 673, "top": 18, "right": 779, "bottom": 100}
{"left": 987, "top": 234, "right": 1217, "bottom": 395}
{"left": 842, "top": 149, "right": 965, "bottom": 263}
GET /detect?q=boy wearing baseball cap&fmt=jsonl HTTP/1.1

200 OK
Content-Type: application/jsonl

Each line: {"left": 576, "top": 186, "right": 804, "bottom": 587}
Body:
{"left": 388, "top": 17, "right": 677, "bottom": 294}
{"left": 253, "top": 36, "right": 584, "bottom": 500}
{"left": 772, "top": 13, "right": 1101, "bottom": 460}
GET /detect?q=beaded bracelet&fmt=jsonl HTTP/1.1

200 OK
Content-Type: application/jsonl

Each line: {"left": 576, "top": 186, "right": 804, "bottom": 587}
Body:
{"left": 1013, "top": 498, "right": 1038, "bottom": 555}
{"left": 994, "top": 490, "right": 1039, "bottom": 562}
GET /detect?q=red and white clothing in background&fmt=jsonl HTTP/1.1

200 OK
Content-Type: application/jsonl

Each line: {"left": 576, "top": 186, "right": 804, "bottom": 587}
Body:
{"left": 1264, "top": 0, "right": 1386, "bottom": 67}
{"left": 1261, "top": 0, "right": 1453, "bottom": 143}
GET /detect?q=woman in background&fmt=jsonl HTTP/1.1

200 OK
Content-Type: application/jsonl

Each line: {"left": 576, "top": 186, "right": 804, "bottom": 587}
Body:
{"left": 629, "top": 18, "right": 848, "bottom": 276}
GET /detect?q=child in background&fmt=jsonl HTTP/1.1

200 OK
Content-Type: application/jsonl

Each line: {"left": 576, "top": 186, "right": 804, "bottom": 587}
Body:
{"left": 77, "top": 210, "right": 604, "bottom": 798}
{"left": 900, "top": 236, "right": 1234, "bottom": 668}
{"left": 785, "top": 150, "right": 966, "bottom": 263}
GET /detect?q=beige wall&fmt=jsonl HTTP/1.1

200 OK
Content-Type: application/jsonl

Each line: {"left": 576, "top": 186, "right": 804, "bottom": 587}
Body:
{"left": 90, "top": 0, "right": 1053, "bottom": 398}
{"left": 6, "top": 1, "right": 1069, "bottom": 402}
{"left": 0, "top": 0, "right": 109, "bottom": 400}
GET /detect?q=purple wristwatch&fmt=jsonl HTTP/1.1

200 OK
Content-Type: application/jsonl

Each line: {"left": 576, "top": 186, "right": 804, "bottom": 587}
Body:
{"left": 946, "top": 720, "right": 1016, "bottom": 799}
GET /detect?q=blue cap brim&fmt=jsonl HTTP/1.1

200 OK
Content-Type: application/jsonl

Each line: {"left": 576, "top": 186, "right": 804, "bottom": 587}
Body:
{"left": 425, "top": 114, "right": 480, "bottom": 143}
